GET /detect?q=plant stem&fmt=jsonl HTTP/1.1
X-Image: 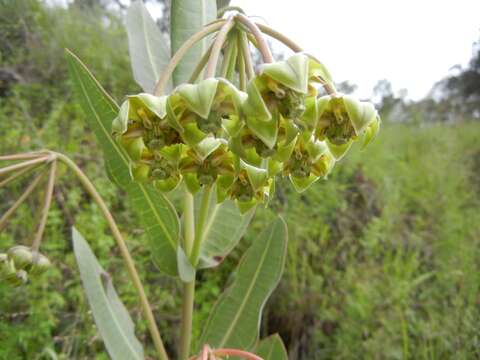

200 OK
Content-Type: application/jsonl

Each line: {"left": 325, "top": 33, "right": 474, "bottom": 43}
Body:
{"left": 54, "top": 152, "right": 169, "bottom": 360}
{"left": 237, "top": 41, "right": 247, "bottom": 91}
{"left": 188, "top": 43, "right": 214, "bottom": 84}
{"left": 31, "top": 161, "right": 57, "bottom": 252}
{"left": 0, "top": 151, "right": 48, "bottom": 161}
{"left": 217, "top": 5, "right": 245, "bottom": 17}
{"left": 255, "top": 22, "right": 303, "bottom": 52}
{"left": 154, "top": 20, "right": 226, "bottom": 96}
{"left": 219, "top": 36, "right": 234, "bottom": 78}
{"left": 205, "top": 17, "right": 235, "bottom": 79}
{"left": 239, "top": 31, "right": 254, "bottom": 79}
{"left": 190, "top": 186, "right": 212, "bottom": 266}
{"left": 180, "top": 281, "right": 195, "bottom": 360}
{"left": 179, "top": 191, "right": 195, "bottom": 360}
{"left": 0, "top": 169, "right": 46, "bottom": 232}
{"left": 254, "top": 23, "right": 337, "bottom": 95}
{"left": 0, "top": 156, "right": 50, "bottom": 176}
{"left": 0, "top": 163, "right": 39, "bottom": 188}
{"left": 234, "top": 14, "right": 273, "bottom": 63}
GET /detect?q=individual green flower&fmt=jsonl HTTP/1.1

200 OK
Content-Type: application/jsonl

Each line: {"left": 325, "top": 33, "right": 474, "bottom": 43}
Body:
{"left": 180, "top": 142, "right": 235, "bottom": 194}
{"left": 227, "top": 159, "right": 273, "bottom": 213}
{"left": 230, "top": 107, "right": 304, "bottom": 170}
{"left": 284, "top": 137, "right": 336, "bottom": 192}
{"left": 245, "top": 53, "right": 332, "bottom": 118}
{"left": 316, "top": 94, "right": 379, "bottom": 159}
{"left": 130, "top": 145, "right": 184, "bottom": 193}
{"left": 166, "top": 78, "right": 246, "bottom": 144}
{"left": 113, "top": 94, "right": 181, "bottom": 160}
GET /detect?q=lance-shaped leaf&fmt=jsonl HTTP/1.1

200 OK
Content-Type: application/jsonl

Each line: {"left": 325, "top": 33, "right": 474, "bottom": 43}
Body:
{"left": 72, "top": 227, "right": 144, "bottom": 360}
{"left": 126, "top": 1, "right": 171, "bottom": 93}
{"left": 255, "top": 334, "right": 288, "bottom": 360}
{"left": 171, "top": 0, "right": 217, "bottom": 85}
{"left": 197, "top": 191, "right": 255, "bottom": 268}
{"left": 66, "top": 50, "right": 180, "bottom": 276}
{"left": 199, "top": 217, "right": 288, "bottom": 350}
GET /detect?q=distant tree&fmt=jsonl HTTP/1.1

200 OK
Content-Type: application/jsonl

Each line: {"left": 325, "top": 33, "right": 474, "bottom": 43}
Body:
{"left": 434, "top": 38, "right": 480, "bottom": 120}
{"left": 336, "top": 80, "right": 357, "bottom": 95}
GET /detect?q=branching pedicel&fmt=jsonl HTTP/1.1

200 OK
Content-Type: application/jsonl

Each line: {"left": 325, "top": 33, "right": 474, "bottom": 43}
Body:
{"left": 0, "top": 6, "right": 380, "bottom": 360}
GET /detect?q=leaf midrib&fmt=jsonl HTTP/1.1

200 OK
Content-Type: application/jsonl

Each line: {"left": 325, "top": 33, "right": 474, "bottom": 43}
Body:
{"left": 217, "top": 225, "right": 275, "bottom": 348}
{"left": 69, "top": 53, "right": 176, "bottom": 249}
{"left": 141, "top": 5, "right": 159, "bottom": 81}
{"left": 74, "top": 231, "right": 142, "bottom": 360}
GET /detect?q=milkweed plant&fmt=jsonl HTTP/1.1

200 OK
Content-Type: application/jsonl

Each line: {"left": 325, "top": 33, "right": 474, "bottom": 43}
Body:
{"left": 0, "top": 2, "right": 380, "bottom": 359}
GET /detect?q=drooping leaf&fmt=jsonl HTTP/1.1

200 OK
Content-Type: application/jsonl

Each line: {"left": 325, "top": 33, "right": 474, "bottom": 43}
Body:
{"left": 126, "top": 1, "right": 171, "bottom": 93}
{"left": 66, "top": 50, "right": 180, "bottom": 276}
{"left": 72, "top": 227, "right": 144, "bottom": 360}
{"left": 199, "top": 217, "right": 288, "bottom": 350}
{"left": 170, "top": 0, "right": 217, "bottom": 85}
{"left": 255, "top": 334, "right": 288, "bottom": 360}
{"left": 198, "top": 191, "right": 255, "bottom": 268}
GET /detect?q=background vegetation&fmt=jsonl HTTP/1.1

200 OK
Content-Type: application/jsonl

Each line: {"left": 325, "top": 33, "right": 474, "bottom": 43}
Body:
{"left": 1, "top": 1, "right": 479, "bottom": 359}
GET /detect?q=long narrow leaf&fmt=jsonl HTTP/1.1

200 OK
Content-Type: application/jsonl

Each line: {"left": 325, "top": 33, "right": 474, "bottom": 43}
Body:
{"left": 126, "top": 1, "right": 171, "bottom": 93}
{"left": 66, "top": 50, "right": 180, "bottom": 275}
{"left": 72, "top": 227, "right": 144, "bottom": 360}
{"left": 255, "top": 334, "right": 288, "bottom": 360}
{"left": 170, "top": 0, "right": 216, "bottom": 85}
{"left": 198, "top": 192, "right": 255, "bottom": 268}
{"left": 199, "top": 217, "right": 288, "bottom": 350}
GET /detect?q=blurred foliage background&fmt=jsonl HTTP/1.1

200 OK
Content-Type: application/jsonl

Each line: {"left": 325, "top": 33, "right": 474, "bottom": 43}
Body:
{"left": 0, "top": 1, "right": 479, "bottom": 359}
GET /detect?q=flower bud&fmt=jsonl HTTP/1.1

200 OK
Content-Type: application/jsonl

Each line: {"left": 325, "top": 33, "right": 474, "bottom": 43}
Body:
{"left": 7, "top": 245, "right": 33, "bottom": 270}
{"left": 0, "top": 254, "right": 17, "bottom": 283}
{"left": 29, "top": 253, "right": 51, "bottom": 276}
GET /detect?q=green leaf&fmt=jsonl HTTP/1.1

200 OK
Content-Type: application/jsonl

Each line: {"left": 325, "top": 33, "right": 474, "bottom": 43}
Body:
{"left": 126, "top": 1, "right": 171, "bottom": 93}
{"left": 72, "top": 227, "right": 144, "bottom": 360}
{"left": 198, "top": 195, "right": 255, "bottom": 268}
{"left": 66, "top": 50, "right": 180, "bottom": 276}
{"left": 255, "top": 334, "right": 288, "bottom": 360}
{"left": 170, "top": 0, "right": 217, "bottom": 85}
{"left": 177, "top": 246, "right": 196, "bottom": 282}
{"left": 199, "top": 217, "right": 288, "bottom": 350}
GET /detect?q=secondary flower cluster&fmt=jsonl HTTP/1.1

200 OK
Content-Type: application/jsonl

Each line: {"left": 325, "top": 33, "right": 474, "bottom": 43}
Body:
{"left": 0, "top": 246, "right": 51, "bottom": 286}
{"left": 113, "top": 53, "right": 380, "bottom": 213}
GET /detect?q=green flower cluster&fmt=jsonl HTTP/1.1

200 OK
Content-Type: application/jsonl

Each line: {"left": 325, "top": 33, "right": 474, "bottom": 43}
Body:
{"left": 113, "top": 53, "right": 380, "bottom": 213}
{"left": 0, "top": 246, "right": 51, "bottom": 286}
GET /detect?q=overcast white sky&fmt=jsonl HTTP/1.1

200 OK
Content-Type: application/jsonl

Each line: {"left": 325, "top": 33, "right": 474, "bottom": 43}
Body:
{"left": 226, "top": 0, "right": 480, "bottom": 99}
{"left": 133, "top": 0, "right": 480, "bottom": 99}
